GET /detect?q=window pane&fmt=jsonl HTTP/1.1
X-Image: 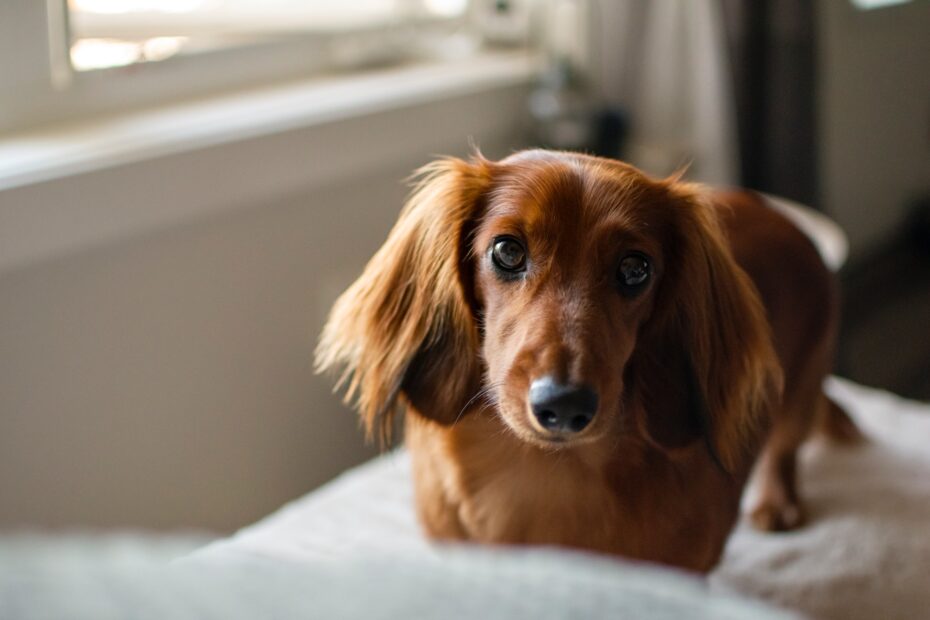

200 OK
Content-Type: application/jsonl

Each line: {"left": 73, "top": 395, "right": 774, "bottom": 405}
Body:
{"left": 68, "top": 0, "right": 470, "bottom": 71}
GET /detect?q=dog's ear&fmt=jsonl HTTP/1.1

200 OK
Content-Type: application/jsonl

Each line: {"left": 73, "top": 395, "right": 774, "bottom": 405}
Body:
{"left": 316, "top": 156, "right": 493, "bottom": 443}
{"left": 631, "top": 184, "right": 782, "bottom": 475}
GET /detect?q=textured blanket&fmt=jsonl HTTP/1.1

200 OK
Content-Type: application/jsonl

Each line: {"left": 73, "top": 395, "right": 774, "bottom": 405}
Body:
{"left": 3, "top": 378, "right": 927, "bottom": 619}
{"left": 193, "top": 377, "right": 930, "bottom": 620}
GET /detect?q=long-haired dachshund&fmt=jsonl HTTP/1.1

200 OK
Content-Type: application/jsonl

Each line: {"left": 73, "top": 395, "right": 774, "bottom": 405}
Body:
{"left": 316, "top": 150, "right": 858, "bottom": 573}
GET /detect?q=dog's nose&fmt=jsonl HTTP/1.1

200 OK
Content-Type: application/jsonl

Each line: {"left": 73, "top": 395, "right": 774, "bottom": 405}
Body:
{"left": 529, "top": 377, "right": 598, "bottom": 434}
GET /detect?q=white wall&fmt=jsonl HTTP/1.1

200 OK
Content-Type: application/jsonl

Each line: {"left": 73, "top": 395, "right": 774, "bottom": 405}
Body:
{"left": 818, "top": 0, "right": 930, "bottom": 255}
{"left": 0, "top": 87, "right": 530, "bottom": 532}
{"left": 0, "top": 177, "right": 384, "bottom": 531}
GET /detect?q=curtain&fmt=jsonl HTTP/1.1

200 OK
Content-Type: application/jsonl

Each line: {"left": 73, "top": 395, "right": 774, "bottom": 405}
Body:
{"left": 618, "top": 0, "right": 740, "bottom": 186}
{"left": 720, "top": 0, "right": 819, "bottom": 206}
{"left": 594, "top": 0, "right": 818, "bottom": 204}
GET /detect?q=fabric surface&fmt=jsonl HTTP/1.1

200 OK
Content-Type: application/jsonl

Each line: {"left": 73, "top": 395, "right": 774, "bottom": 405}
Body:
{"left": 1, "top": 538, "right": 793, "bottom": 620}
{"left": 711, "top": 378, "right": 930, "bottom": 619}
{"left": 3, "top": 378, "right": 926, "bottom": 619}
{"left": 192, "top": 377, "right": 930, "bottom": 620}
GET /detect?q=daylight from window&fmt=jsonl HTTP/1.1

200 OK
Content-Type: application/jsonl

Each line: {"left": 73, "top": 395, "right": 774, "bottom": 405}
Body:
{"left": 68, "top": 0, "right": 469, "bottom": 71}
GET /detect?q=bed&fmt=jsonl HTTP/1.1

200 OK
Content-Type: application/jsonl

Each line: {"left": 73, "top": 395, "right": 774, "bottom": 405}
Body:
{"left": 4, "top": 377, "right": 926, "bottom": 619}
{"left": 187, "top": 377, "right": 930, "bottom": 620}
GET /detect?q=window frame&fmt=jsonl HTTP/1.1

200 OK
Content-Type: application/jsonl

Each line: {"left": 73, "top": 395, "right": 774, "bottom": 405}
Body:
{"left": 0, "top": 0, "right": 485, "bottom": 135}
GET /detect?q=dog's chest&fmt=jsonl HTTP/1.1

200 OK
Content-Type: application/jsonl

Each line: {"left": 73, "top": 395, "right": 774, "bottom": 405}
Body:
{"left": 407, "top": 411, "right": 734, "bottom": 570}
{"left": 460, "top": 449, "right": 622, "bottom": 547}
{"left": 412, "top": 413, "right": 631, "bottom": 551}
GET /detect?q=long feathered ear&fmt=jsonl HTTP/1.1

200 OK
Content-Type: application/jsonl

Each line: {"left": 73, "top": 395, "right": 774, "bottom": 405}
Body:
{"left": 315, "top": 156, "right": 493, "bottom": 444}
{"left": 633, "top": 184, "right": 783, "bottom": 475}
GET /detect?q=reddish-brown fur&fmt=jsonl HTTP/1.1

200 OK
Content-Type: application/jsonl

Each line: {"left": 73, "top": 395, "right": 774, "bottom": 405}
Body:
{"left": 316, "top": 150, "right": 853, "bottom": 573}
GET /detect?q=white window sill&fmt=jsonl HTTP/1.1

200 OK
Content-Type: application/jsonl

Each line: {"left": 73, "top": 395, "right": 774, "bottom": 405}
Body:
{"left": 0, "top": 50, "right": 540, "bottom": 275}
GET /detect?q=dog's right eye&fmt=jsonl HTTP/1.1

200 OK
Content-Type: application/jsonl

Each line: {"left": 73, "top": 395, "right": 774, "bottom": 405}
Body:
{"left": 617, "top": 252, "right": 652, "bottom": 296}
{"left": 491, "top": 236, "right": 527, "bottom": 274}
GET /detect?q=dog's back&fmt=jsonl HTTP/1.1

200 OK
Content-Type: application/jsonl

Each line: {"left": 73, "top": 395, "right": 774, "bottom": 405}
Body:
{"left": 714, "top": 189, "right": 852, "bottom": 530}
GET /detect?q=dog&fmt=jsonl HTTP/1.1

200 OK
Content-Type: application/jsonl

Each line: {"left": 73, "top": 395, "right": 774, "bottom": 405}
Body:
{"left": 316, "top": 150, "right": 858, "bottom": 573}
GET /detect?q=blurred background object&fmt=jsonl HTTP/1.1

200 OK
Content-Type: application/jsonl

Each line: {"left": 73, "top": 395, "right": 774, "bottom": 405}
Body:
{"left": 0, "top": 0, "right": 928, "bottom": 534}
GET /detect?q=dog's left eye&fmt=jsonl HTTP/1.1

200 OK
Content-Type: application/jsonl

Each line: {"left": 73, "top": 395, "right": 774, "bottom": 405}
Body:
{"left": 617, "top": 253, "right": 651, "bottom": 294}
{"left": 491, "top": 236, "right": 527, "bottom": 273}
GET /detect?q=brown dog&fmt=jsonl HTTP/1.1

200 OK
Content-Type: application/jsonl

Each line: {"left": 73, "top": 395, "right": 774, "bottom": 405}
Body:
{"left": 317, "top": 150, "right": 855, "bottom": 572}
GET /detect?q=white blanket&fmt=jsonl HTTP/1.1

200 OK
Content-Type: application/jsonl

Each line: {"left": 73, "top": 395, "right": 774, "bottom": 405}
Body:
{"left": 192, "top": 377, "right": 930, "bottom": 620}
{"left": 3, "top": 378, "right": 927, "bottom": 619}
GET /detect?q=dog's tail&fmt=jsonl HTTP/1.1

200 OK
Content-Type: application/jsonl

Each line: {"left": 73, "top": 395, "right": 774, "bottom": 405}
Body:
{"left": 817, "top": 395, "right": 866, "bottom": 444}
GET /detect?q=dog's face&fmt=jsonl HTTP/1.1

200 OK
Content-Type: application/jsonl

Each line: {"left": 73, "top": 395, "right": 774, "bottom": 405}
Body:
{"left": 472, "top": 155, "right": 669, "bottom": 447}
{"left": 318, "top": 150, "right": 780, "bottom": 472}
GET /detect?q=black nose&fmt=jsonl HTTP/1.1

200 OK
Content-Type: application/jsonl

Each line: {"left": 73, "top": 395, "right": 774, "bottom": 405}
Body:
{"left": 529, "top": 377, "right": 598, "bottom": 434}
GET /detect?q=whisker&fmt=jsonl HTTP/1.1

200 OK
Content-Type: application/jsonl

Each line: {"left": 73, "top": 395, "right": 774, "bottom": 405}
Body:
{"left": 451, "top": 382, "right": 504, "bottom": 429}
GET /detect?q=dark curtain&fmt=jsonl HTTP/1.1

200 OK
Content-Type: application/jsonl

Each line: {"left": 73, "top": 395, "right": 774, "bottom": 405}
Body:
{"left": 720, "top": 0, "right": 819, "bottom": 207}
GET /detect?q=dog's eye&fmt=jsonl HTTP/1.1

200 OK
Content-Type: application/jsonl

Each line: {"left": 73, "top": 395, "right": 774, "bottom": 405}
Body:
{"left": 491, "top": 236, "right": 527, "bottom": 273}
{"left": 617, "top": 253, "right": 651, "bottom": 294}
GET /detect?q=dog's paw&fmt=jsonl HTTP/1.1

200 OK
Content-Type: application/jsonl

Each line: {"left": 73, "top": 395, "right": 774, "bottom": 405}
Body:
{"left": 748, "top": 500, "right": 804, "bottom": 532}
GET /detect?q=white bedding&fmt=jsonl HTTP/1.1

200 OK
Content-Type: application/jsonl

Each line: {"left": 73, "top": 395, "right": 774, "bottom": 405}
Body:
{"left": 1, "top": 538, "right": 794, "bottom": 620}
{"left": 3, "top": 378, "right": 928, "bottom": 619}
{"left": 190, "top": 377, "right": 930, "bottom": 620}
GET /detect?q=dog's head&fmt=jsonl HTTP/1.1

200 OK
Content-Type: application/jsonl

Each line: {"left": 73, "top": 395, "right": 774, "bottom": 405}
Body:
{"left": 317, "top": 151, "right": 781, "bottom": 473}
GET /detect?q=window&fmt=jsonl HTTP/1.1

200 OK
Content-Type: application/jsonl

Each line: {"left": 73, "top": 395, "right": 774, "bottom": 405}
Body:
{"left": 848, "top": 0, "right": 913, "bottom": 8}
{"left": 67, "top": 0, "right": 470, "bottom": 72}
{"left": 0, "top": 0, "right": 537, "bottom": 134}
